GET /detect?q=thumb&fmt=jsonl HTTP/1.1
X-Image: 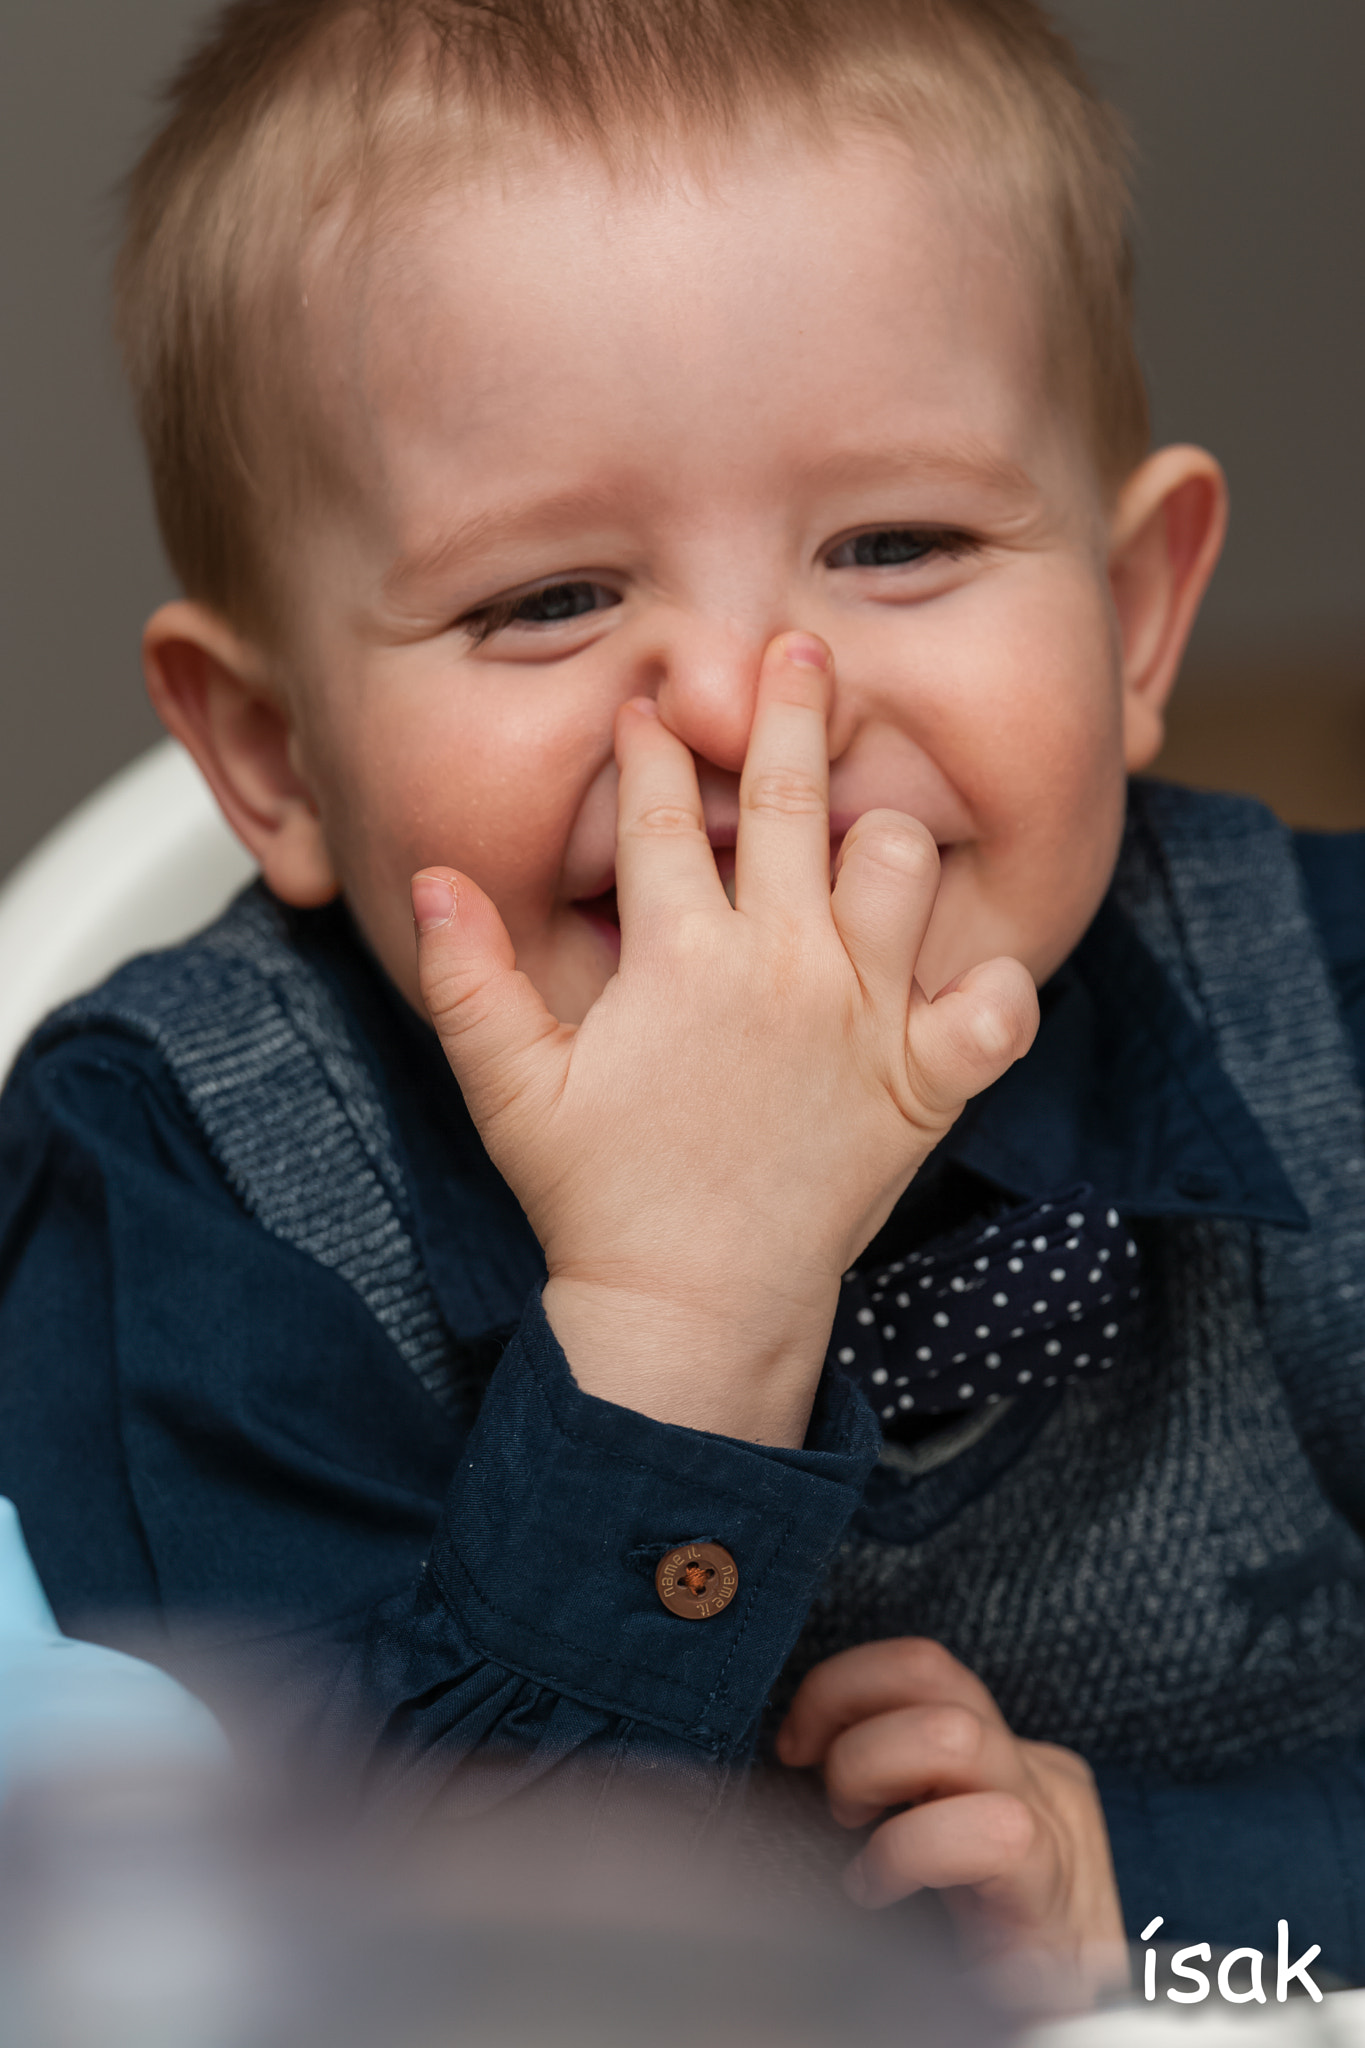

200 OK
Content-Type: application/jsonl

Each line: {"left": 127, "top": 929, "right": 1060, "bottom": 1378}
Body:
{"left": 0, "top": 1498, "right": 59, "bottom": 1640}
{"left": 412, "top": 869, "right": 569, "bottom": 1137}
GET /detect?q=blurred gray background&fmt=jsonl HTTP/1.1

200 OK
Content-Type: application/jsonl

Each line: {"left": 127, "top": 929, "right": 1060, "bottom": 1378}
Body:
{"left": 2, "top": 0, "right": 1363, "bottom": 885}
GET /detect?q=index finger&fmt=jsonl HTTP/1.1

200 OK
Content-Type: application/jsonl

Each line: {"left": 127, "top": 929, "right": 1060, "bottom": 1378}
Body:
{"left": 733, "top": 633, "right": 835, "bottom": 922}
{"left": 776, "top": 1637, "right": 1007, "bottom": 1769}
{"left": 613, "top": 697, "right": 730, "bottom": 935}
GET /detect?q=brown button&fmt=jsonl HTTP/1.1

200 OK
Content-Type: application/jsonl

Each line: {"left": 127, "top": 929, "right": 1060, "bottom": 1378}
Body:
{"left": 655, "top": 1541, "right": 739, "bottom": 1620}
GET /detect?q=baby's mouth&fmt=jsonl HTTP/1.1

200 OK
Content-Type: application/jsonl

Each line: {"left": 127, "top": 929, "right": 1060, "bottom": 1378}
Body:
{"left": 576, "top": 884, "right": 620, "bottom": 932}
{"left": 576, "top": 837, "right": 941, "bottom": 928}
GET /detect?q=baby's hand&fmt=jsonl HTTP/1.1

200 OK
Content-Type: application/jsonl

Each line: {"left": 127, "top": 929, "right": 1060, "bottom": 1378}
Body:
{"left": 776, "top": 1638, "right": 1127, "bottom": 2010}
{"left": 412, "top": 633, "right": 1036, "bottom": 1446}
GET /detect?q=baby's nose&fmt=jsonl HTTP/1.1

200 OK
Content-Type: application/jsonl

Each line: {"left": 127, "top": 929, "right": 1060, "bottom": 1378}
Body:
{"left": 647, "top": 629, "right": 762, "bottom": 777}
{"left": 650, "top": 618, "right": 842, "bottom": 779}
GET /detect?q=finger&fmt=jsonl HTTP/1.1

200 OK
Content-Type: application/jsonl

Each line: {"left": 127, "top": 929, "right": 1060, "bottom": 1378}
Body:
{"left": 903, "top": 956, "right": 1039, "bottom": 1120}
{"left": 733, "top": 633, "right": 834, "bottom": 921}
{"left": 829, "top": 811, "right": 940, "bottom": 1016}
{"left": 845, "top": 1791, "right": 1036, "bottom": 1909}
{"left": 823, "top": 1703, "right": 1025, "bottom": 1827}
{"left": 413, "top": 868, "right": 569, "bottom": 1135}
{"left": 777, "top": 1638, "right": 1005, "bottom": 1769}
{"left": 613, "top": 698, "right": 729, "bottom": 936}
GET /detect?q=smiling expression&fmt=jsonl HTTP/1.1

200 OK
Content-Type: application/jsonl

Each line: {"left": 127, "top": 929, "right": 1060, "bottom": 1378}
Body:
{"left": 278, "top": 127, "right": 1140, "bottom": 1024}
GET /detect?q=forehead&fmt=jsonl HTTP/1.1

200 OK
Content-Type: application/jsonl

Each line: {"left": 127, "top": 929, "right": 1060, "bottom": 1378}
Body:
{"left": 312, "top": 128, "right": 1080, "bottom": 553}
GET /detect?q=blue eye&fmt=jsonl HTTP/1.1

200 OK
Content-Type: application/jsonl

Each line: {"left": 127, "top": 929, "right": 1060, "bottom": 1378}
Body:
{"left": 826, "top": 527, "right": 971, "bottom": 570}
{"left": 462, "top": 579, "right": 620, "bottom": 645}
{"left": 513, "top": 581, "right": 614, "bottom": 624}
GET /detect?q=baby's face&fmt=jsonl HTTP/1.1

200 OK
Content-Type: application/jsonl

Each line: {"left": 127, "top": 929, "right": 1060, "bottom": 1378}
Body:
{"left": 283, "top": 129, "right": 1141, "bottom": 1024}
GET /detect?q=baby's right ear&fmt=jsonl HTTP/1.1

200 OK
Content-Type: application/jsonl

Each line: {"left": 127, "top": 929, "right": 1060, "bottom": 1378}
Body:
{"left": 142, "top": 601, "right": 339, "bottom": 908}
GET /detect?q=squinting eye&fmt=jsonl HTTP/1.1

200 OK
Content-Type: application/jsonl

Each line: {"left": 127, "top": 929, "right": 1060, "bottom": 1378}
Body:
{"left": 463, "top": 579, "right": 620, "bottom": 644}
{"left": 826, "top": 528, "right": 966, "bottom": 570}
{"left": 512, "top": 581, "right": 616, "bottom": 624}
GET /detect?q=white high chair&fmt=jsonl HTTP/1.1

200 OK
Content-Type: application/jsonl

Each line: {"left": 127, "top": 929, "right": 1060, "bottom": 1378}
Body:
{"left": 0, "top": 739, "right": 256, "bottom": 1085}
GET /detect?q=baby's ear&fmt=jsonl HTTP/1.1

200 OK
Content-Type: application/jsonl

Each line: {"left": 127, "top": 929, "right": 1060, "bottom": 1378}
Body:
{"left": 1108, "top": 447, "right": 1228, "bottom": 773}
{"left": 142, "top": 601, "right": 339, "bottom": 907}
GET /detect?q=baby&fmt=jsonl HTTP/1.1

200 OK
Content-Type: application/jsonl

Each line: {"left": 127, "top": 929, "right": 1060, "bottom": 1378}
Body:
{"left": 4, "top": 0, "right": 1365, "bottom": 2002}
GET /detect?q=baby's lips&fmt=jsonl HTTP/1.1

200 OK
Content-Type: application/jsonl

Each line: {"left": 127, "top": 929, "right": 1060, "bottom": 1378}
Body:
{"left": 571, "top": 825, "right": 742, "bottom": 909}
{"left": 575, "top": 885, "right": 620, "bottom": 933}
{"left": 573, "top": 822, "right": 890, "bottom": 910}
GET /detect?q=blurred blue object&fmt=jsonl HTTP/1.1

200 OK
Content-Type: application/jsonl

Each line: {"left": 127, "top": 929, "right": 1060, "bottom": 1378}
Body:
{"left": 0, "top": 1496, "right": 227, "bottom": 1793}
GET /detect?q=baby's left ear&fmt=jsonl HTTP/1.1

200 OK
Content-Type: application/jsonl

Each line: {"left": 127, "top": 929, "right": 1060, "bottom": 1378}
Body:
{"left": 1108, "top": 447, "right": 1228, "bottom": 772}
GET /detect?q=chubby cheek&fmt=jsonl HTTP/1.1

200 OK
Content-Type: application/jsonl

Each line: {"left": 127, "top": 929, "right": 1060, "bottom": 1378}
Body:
{"left": 918, "top": 627, "right": 1128, "bottom": 988}
{"left": 300, "top": 675, "right": 611, "bottom": 1015}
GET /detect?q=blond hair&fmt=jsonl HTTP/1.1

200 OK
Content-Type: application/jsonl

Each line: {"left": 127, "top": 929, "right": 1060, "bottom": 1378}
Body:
{"left": 115, "top": 0, "right": 1149, "bottom": 642}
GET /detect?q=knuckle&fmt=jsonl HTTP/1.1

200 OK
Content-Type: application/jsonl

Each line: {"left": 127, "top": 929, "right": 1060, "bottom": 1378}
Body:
{"left": 743, "top": 769, "right": 827, "bottom": 820}
{"left": 891, "top": 1635, "right": 957, "bottom": 1689}
{"left": 921, "top": 1704, "right": 984, "bottom": 1766}
{"left": 668, "top": 907, "right": 720, "bottom": 965}
{"left": 1031, "top": 1739, "right": 1094, "bottom": 1787}
{"left": 420, "top": 963, "right": 493, "bottom": 1031}
{"left": 626, "top": 801, "right": 704, "bottom": 839}
{"left": 959, "top": 996, "right": 1017, "bottom": 1067}
{"left": 967, "top": 968, "right": 1039, "bottom": 1066}
{"left": 850, "top": 814, "right": 939, "bottom": 881}
{"left": 984, "top": 1792, "right": 1037, "bottom": 1862}
{"left": 910, "top": 1002, "right": 1011, "bottom": 1103}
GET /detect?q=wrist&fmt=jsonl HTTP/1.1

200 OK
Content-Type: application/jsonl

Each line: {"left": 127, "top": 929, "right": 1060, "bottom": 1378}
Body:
{"left": 540, "top": 1273, "right": 838, "bottom": 1447}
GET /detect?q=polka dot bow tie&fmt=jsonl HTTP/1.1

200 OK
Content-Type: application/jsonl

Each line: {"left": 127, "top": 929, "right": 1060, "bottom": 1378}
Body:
{"left": 828, "top": 1185, "right": 1141, "bottom": 1425}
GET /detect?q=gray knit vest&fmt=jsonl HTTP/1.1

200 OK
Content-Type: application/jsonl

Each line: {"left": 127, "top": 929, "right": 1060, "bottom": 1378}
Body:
{"left": 46, "top": 783, "right": 1365, "bottom": 1779}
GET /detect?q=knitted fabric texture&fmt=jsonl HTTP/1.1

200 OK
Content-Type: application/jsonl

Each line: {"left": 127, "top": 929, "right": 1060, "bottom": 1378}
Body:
{"left": 44, "top": 889, "right": 464, "bottom": 1415}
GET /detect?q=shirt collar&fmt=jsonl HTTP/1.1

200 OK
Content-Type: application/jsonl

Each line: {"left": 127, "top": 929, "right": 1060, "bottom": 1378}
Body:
{"left": 945, "top": 894, "right": 1308, "bottom": 1230}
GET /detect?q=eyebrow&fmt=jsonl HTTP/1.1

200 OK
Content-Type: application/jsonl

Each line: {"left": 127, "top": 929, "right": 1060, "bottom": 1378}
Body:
{"left": 381, "top": 483, "right": 631, "bottom": 607}
{"left": 794, "top": 437, "right": 1038, "bottom": 502}
{"left": 381, "top": 437, "right": 1037, "bottom": 605}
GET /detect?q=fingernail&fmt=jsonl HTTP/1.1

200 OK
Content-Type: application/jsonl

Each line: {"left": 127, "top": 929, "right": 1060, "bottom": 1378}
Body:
{"left": 412, "top": 873, "right": 456, "bottom": 931}
{"left": 626, "top": 696, "right": 659, "bottom": 720}
{"left": 842, "top": 1858, "right": 873, "bottom": 1908}
{"left": 783, "top": 633, "right": 830, "bottom": 672}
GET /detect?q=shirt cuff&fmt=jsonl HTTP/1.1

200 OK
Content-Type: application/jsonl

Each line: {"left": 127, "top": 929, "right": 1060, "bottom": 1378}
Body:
{"left": 429, "top": 1287, "right": 880, "bottom": 1756}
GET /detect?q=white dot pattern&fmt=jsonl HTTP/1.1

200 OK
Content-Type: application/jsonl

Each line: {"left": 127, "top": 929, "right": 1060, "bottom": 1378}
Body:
{"left": 829, "top": 1184, "right": 1140, "bottom": 1421}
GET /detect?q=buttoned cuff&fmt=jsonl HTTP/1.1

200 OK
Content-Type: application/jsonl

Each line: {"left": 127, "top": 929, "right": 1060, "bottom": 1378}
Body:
{"left": 429, "top": 1287, "right": 880, "bottom": 1756}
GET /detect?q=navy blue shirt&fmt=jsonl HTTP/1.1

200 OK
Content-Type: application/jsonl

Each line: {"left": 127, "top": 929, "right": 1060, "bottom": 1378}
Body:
{"left": 2, "top": 823, "right": 1364, "bottom": 1969}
